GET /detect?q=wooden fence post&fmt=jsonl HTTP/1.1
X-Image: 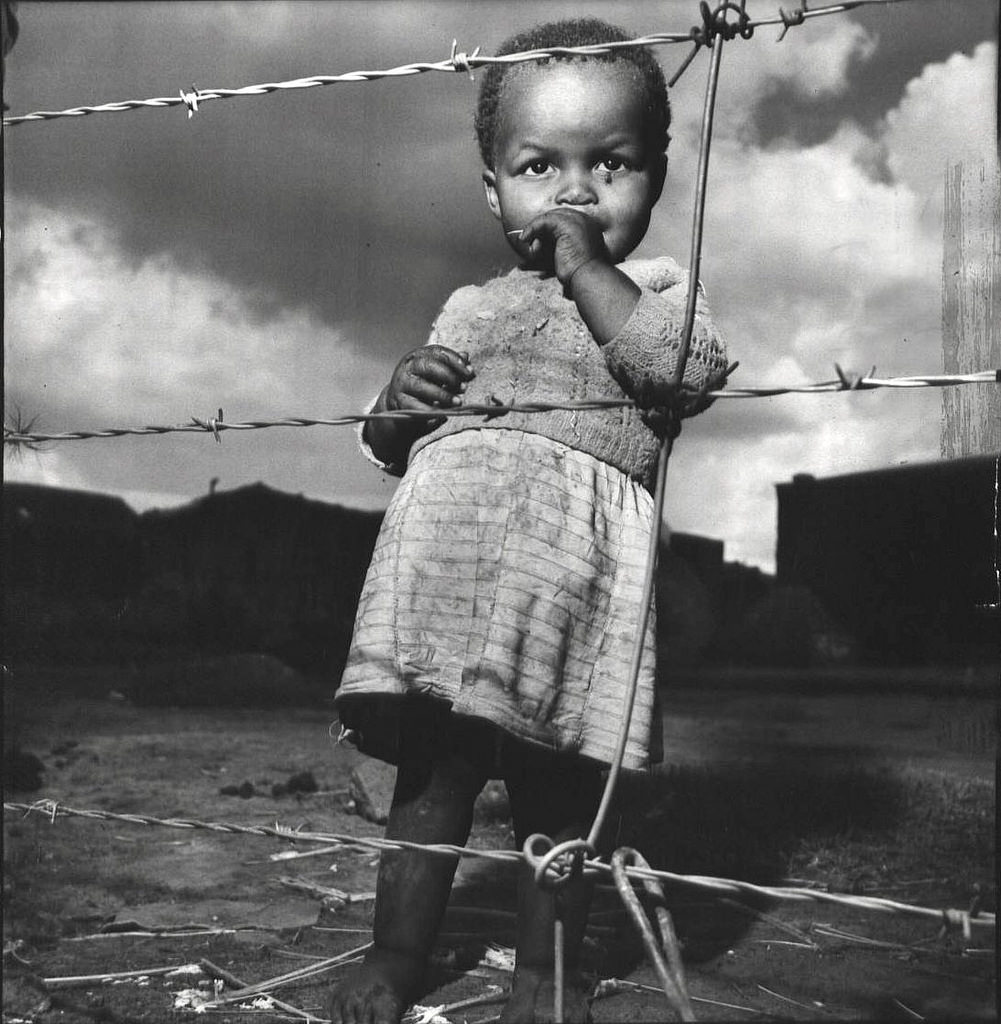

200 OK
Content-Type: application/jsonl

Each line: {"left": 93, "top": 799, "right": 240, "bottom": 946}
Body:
{"left": 941, "top": 160, "right": 1001, "bottom": 458}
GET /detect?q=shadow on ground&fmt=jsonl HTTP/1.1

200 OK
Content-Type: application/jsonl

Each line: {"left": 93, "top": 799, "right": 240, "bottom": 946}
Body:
{"left": 410, "top": 753, "right": 920, "bottom": 1000}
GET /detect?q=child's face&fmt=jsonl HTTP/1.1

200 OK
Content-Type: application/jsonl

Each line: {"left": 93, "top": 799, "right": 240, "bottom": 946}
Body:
{"left": 483, "top": 61, "right": 666, "bottom": 267}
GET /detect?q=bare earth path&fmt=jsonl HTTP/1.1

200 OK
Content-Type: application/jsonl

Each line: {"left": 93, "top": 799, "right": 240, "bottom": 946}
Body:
{"left": 3, "top": 665, "right": 995, "bottom": 1022}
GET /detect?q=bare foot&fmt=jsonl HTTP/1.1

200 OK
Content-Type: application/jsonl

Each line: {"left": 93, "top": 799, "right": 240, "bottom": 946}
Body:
{"left": 500, "top": 965, "right": 593, "bottom": 1024}
{"left": 327, "top": 949, "right": 424, "bottom": 1024}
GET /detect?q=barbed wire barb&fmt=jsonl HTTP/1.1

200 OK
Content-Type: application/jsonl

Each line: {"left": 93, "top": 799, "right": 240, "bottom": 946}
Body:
{"left": 778, "top": 1, "right": 809, "bottom": 41}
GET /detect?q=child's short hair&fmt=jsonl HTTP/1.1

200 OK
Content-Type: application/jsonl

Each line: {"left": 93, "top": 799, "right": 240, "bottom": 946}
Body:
{"left": 474, "top": 18, "right": 671, "bottom": 169}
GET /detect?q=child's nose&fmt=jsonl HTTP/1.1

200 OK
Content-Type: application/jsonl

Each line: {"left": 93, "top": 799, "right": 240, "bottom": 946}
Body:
{"left": 555, "top": 169, "right": 597, "bottom": 206}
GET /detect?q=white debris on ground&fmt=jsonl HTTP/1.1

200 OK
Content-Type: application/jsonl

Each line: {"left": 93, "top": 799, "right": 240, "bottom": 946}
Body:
{"left": 242, "top": 996, "right": 277, "bottom": 1010}
{"left": 173, "top": 978, "right": 224, "bottom": 1013}
{"left": 165, "top": 964, "right": 204, "bottom": 978}
{"left": 409, "top": 1005, "right": 451, "bottom": 1024}
{"left": 479, "top": 944, "right": 516, "bottom": 972}
{"left": 173, "top": 987, "right": 211, "bottom": 1013}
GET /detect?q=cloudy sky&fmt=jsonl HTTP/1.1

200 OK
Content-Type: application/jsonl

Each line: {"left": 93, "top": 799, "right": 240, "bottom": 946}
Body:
{"left": 4, "top": 0, "right": 998, "bottom": 570}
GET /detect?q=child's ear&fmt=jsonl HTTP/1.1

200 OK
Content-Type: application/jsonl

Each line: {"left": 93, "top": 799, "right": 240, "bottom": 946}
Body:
{"left": 650, "top": 153, "right": 668, "bottom": 206}
{"left": 482, "top": 169, "right": 503, "bottom": 221}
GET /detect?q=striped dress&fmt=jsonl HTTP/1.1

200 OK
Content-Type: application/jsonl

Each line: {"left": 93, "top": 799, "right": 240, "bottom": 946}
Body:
{"left": 335, "top": 259, "right": 727, "bottom": 772}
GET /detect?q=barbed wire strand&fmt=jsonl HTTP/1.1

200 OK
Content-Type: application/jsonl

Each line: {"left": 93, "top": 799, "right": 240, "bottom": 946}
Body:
{"left": 3, "top": 372, "right": 996, "bottom": 446}
{"left": 1, "top": 0, "right": 909, "bottom": 128}
{"left": 4, "top": 800, "right": 993, "bottom": 938}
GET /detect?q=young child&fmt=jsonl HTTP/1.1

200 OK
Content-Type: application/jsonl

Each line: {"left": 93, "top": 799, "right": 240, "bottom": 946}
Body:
{"left": 329, "top": 18, "right": 728, "bottom": 1024}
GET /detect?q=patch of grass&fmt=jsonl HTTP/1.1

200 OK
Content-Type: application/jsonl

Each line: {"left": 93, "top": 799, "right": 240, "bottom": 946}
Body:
{"left": 614, "top": 761, "right": 994, "bottom": 905}
{"left": 793, "top": 770, "right": 995, "bottom": 900}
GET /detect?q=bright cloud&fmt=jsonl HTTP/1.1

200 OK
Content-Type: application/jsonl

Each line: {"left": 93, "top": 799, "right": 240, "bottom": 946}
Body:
{"left": 4, "top": 200, "right": 391, "bottom": 509}
{"left": 4, "top": 445, "right": 94, "bottom": 492}
{"left": 883, "top": 41, "right": 999, "bottom": 212}
{"left": 653, "top": 38, "right": 997, "bottom": 568}
{"left": 7, "top": 202, "right": 322, "bottom": 419}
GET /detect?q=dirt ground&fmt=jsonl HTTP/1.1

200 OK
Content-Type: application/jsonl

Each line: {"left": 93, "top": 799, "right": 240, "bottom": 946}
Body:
{"left": 2, "top": 665, "right": 996, "bottom": 1023}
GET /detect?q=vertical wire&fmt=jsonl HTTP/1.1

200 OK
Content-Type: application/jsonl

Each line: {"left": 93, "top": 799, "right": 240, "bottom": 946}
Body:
{"left": 553, "top": 913, "right": 565, "bottom": 1022}
{"left": 588, "top": 26, "right": 727, "bottom": 851}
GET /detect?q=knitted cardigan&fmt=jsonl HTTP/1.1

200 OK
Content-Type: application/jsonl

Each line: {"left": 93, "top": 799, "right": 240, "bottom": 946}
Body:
{"left": 373, "top": 256, "right": 728, "bottom": 491}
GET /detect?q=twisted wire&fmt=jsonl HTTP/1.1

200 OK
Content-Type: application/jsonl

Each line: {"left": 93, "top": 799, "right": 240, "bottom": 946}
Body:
{"left": 5, "top": 800, "right": 994, "bottom": 936}
{"left": 3, "top": 372, "right": 996, "bottom": 446}
{"left": 2, "top": 0, "right": 910, "bottom": 128}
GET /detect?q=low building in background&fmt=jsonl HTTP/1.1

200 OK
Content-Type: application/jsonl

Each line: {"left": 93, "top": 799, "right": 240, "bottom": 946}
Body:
{"left": 776, "top": 455, "right": 998, "bottom": 665}
{"left": 7, "top": 455, "right": 995, "bottom": 679}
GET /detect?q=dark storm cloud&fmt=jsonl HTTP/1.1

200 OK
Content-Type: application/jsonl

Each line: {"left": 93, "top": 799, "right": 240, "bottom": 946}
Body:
{"left": 750, "top": 0, "right": 998, "bottom": 147}
{"left": 4, "top": 3, "right": 529, "bottom": 358}
{"left": 7, "top": 2, "right": 686, "bottom": 361}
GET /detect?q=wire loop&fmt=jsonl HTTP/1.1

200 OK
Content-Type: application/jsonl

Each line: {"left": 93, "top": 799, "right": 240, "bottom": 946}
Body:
{"left": 522, "top": 834, "right": 595, "bottom": 891}
{"left": 611, "top": 848, "right": 695, "bottom": 1022}
{"left": 695, "top": 0, "right": 755, "bottom": 46}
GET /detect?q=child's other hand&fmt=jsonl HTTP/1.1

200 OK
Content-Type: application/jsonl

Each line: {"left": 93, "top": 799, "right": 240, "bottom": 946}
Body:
{"left": 517, "top": 209, "right": 611, "bottom": 288}
{"left": 639, "top": 385, "right": 716, "bottom": 435}
{"left": 385, "top": 345, "right": 475, "bottom": 430}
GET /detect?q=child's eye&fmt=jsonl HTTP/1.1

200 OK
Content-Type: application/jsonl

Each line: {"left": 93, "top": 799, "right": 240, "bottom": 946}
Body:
{"left": 522, "top": 159, "right": 552, "bottom": 176}
{"left": 597, "top": 157, "right": 628, "bottom": 174}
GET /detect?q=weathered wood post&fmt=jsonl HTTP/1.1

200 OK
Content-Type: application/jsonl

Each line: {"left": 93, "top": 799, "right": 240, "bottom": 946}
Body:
{"left": 941, "top": 160, "right": 1000, "bottom": 457}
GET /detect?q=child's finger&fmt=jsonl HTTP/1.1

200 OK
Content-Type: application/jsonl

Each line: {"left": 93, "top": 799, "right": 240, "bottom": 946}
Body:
{"left": 516, "top": 223, "right": 552, "bottom": 266}
{"left": 519, "top": 212, "right": 579, "bottom": 264}
{"left": 517, "top": 216, "right": 551, "bottom": 248}
{"left": 403, "top": 373, "right": 464, "bottom": 408}
{"left": 390, "top": 391, "right": 449, "bottom": 428}
{"left": 428, "top": 345, "right": 475, "bottom": 379}
{"left": 412, "top": 354, "right": 471, "bottom": 391}
{"left": 519, "top": 207, "right": 582, "bottom": 243}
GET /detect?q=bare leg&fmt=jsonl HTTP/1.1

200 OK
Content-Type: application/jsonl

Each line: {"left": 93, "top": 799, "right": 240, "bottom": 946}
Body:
{"left": 328, "top": 744, "right": 488, "bottom": 1024}
{"left": 501, "top": 746, "right": 603, "bottom": 1024}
